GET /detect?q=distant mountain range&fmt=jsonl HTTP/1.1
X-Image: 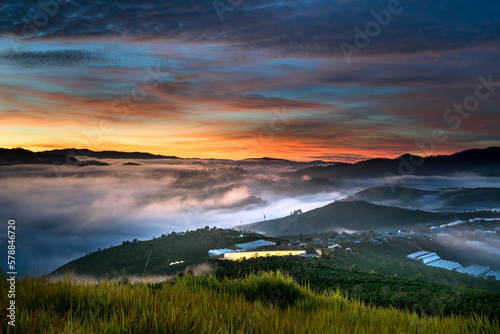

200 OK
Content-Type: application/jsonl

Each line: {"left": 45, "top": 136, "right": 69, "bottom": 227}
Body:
{"left": 44, "top": 148, "right": 182, "bottom": 160}
{"left": 0, "top": 148, "right": 184, "bottom": 166}
{"left": 345, "top": 186, "right": 500, "bottom": 212}
{"left": 240, "top": 200, "right": 500, "bottom": 236}
{"left": 0, "top": 148, "right": 108, "bottom": 166}
{"left": 285, "top": 147, "right": 500, "bottom": 179}
{"left": 1, "top": 147, "right": 499, "bottom": 173}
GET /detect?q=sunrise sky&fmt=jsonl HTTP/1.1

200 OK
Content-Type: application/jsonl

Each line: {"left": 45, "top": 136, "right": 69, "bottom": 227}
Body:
{"left": 1, "top": 0, "right": 499, "bottom": 162}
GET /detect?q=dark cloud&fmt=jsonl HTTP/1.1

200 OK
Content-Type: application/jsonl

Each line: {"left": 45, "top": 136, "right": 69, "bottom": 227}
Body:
{"left": 0, "top": 49, "right": 106, "bottom": 68}
{"left": 1, "top": 0, "right": 499, "bottom": 57}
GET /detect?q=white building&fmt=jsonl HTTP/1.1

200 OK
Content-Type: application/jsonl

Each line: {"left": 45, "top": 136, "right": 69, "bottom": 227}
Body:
{"left": 208, "top": 248, "right": 236, "bottom": 256}
{"left": 235, "top": 239, "right": 276, "bottom": 251}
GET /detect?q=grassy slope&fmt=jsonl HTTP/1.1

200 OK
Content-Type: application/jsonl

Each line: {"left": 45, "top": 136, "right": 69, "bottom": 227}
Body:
{"left": 50, "top": 227, "right": 500, "bottom": 292}
{"left": 47, "top": 228, "right": 500, "bottom": 320}
{"left": 242, "top": 200, "right": 500, "bottom": 236}
{"left": 1, "top": 271, "right": 498, "bottom": 333}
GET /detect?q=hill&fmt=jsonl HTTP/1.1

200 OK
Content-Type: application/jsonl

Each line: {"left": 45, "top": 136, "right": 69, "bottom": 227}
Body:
{"left": 46, "top": 227, "right": 500, "bottom": 320}
{"left": 3, "top": 271, "right": 497, "bottom": 333}
{"left": 285, "top": 146, "right": 500, "bottom": 180}
{"left": 0, "top": 148, "right": 108, "bottom": 166}
{"left": 50, "top": 228, "right": 260, "bottom": 278}
{"left": 44, "top": 148, "right": 181, "bottom": 160}
{"left": 240, "top": 200, "right": 500, "bottom": 236}
{"left": 345, "top": 186, "right": 500, "bottom": 211}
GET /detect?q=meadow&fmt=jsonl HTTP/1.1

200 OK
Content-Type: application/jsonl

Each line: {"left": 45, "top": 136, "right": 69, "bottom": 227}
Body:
{"left": 1, "top": 271, "right": 498, "bottom": 333}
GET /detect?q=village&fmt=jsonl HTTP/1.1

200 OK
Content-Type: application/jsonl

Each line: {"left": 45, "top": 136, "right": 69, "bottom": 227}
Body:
{"left": 203, "top": 217, "right": 500, "bottom": 281}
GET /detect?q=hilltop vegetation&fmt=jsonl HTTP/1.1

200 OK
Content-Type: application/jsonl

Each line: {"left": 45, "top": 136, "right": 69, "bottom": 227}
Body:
{"left": 213, "top": 257, "right": 500, "bottom": 319}
{"left": 1, "top": 271, "right": 498, "bottom": 333}
{"left": 241, "top": 200, "right": 500, "bottom": 236}
{"left": 52, "top": 227, "right": 259, "bottom": 278}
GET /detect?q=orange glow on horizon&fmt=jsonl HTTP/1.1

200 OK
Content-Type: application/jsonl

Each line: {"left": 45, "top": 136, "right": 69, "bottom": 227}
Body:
{"left": 1, "top": 140, "right": 469, "bottom": 163}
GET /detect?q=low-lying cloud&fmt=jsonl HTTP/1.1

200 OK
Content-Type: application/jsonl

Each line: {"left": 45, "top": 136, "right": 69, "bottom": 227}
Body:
{"left": 0, "top": 160, "right": 346, "bottom": 274}
{"left": 2, "top": 159, "right": 499, "bottom": 275}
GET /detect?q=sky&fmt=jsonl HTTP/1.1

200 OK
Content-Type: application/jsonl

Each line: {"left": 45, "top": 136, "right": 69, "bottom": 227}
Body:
{"left": 1, "top": 0, "right": 500, "bottom": 162}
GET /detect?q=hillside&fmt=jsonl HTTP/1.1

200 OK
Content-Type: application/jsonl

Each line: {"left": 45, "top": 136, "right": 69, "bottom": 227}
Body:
{"left": 241, "top": 200, "right": 500, "bottom": 236}
{"left": 51, "top": 228, "right": 260, "bottom": 278}
{"left": 3, "top": 272, "right": 497, "bottom": 333}
{"left": 0, "top": 148, "right": 108, "bottom": 166}
{"left": 44, "top": 148, "right": 182, "bottom": 160}
{"left": 285, "top": 146, "right": 500, "bottom": 180}
{"left": 345, "top": 186, "right": 500, "bottom": 211}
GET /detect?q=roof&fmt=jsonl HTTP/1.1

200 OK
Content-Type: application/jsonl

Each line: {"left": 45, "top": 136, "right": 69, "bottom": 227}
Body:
{"left": 422, "top": 254, "right": 441, "bottom": 264}
{"left": 224, "top": 250, "right": 305, "bottom": 261}
{"left": 235, "top": 239, "right": 276, "bottom": 250}
{"left": 208, "top": 248, "right": 235, "bottom": 256}
{"left": 407, "top": 250, "right": 429, "bottom": 259}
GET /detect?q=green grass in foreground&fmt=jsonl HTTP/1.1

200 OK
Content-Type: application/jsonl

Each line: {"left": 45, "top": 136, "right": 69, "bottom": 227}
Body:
{"left": 1, "top": 271, "right": 498, "bottom": 333}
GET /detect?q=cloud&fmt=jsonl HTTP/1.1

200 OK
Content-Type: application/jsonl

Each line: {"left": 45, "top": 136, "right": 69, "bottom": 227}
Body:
{"left": 3, "top": 157, "right": 500, "bottom": 275}
{"left": 1, "top": 0, "right": 499, "bottom": 58}
{"left": 0, "top": 160, "right": 348, "bottom": 274}
{"left": 0, "top": 49, "right": 107, "bottom": 68}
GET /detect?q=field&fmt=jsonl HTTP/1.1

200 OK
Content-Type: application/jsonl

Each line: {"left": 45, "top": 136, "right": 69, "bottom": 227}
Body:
{"left": 1, "top": 271, "right": 499, "bottom": 333}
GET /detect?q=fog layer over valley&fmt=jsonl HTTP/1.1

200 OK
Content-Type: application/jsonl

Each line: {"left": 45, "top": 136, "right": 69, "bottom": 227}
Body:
{"left": 0, "top": 158, "right": 344, "bottom": 274}
{"left": 2, "top": 153, "right": 500, "bottom": 274}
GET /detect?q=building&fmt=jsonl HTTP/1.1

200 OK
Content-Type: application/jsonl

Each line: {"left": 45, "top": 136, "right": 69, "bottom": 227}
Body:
{"left": 328, "top": 244, "right": 342, "bottom": 250}
{"left": 234, "top": 239, "right": 276, "bottom": 251}
{"left": 208, "top": 248, "right": 235, "bottom": 256}
{"left": 301, "top": 249, "right": 318, "bottom": 258}
{"left": 406, "top": 250, "right": 429, "bottom": 260}
{"left": 407, "top": 250, "right": 498, "bottom": 280}
{"left": 398, "top": 229, "right": 414, "bottom": 235}
{"left": 224, "top": 250, "right": 305, "bottom": 261}
{"left": 345, "top": 247, "right": 352, "bottom": 253}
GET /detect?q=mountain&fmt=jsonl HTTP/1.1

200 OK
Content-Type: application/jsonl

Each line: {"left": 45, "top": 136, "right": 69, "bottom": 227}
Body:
{"left": 44, "top": 148, "right": 181, "bottom": 160}
{"left": 240, "top": 200, "right": 500, "bottom": 236}
{"left": 285, "top": 147, "right": 500, "bottom": 180}
{"left": 0, "top": 148, "right": 108, "bottom": 166}
{"left": 345, "top": 186, "right": 500, "bottom": 211}
{"left": 239, "top": 157, "right": 331, "bottom": 166}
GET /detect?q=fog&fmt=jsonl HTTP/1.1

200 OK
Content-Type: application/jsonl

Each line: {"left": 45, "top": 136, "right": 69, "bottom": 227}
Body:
{"left": 1, "top": 160, "right": 499, "bottom": 275}
{"left": 431, "top": 230, "right": 500, "bottom": 270}
{"left": 0, "top": 160, "right": 347, "bottom": 274}
{"left": 367, "top": 174, "right": 500, "bottom": 190}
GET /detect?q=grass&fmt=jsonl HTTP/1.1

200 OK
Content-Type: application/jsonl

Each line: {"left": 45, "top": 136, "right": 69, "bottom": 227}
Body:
{"left": 1, "top": 271, "right": 498, "bottom": 333}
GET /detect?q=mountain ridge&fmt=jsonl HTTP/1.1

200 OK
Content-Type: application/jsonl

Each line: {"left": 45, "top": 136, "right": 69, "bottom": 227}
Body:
{"left": 2, "top": 146, "right": 499, "bottom": 171}
{"left": 285, "top": 146, "right": 500, "bottom": 179}
{"left": 240, "top": 200, "right": 500, "bottom": 236}
{"left": 344, "top": 186, "right": 500, "bottom": 211}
